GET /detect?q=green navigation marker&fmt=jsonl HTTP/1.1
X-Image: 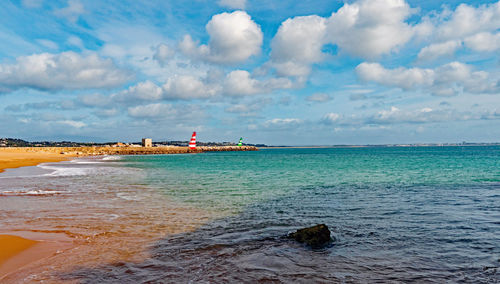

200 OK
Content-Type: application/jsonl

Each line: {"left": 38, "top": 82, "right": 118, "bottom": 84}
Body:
{"left": 238, "top": 137, "right": 243, "bottom": 146}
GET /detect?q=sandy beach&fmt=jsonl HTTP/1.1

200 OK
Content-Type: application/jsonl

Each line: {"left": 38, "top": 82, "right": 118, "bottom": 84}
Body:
{"left": 0, "top": 146, "right": 258, "bottom": 174}
{"left": 0, "top": 232, "right": 74, "bottom": 281}
{"left": 0, "top": 148, "right": 72, "bottom": 173}
{"left": 0, "top": 149, "right": 75, "bottom": 279}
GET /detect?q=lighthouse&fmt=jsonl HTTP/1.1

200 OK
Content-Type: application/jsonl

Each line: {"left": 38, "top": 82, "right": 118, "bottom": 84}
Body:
{"left": 238, "top": 137, "right": 243, "bottom": 146}
{"left": 189, "top": 132, "right": 197, "bottom": 149}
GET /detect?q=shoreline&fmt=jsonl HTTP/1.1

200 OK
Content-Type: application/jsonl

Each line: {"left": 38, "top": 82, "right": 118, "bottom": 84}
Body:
{"left": 0, "top": 145, "right": 257, "bottom": 281}
{"left": 0, "top": 149, "right": 73, "bottom": 173}
{"left": 0, "top": 148, "right": 244, "bottom": 281}
{"left": 0, "top": 145, "right": 258, "bottom": 173}
{"left": 0, "top": 231, "right": 74, "bottom": 281}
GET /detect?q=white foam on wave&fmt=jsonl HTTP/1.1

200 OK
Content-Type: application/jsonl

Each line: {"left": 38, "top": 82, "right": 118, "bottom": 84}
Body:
{"left": 102, "top": 155, "right": 122, "bottom": 161}
{"left": 69, "top": 159, "right": 104, "bottom": 164}
{"left": 116, "top": 192, "right": 143, "bottom": 201}
{"left": 38, "top": 164, "right": 91, "bottom": 177}
{"left": 0, "top": 189, "right": 66, "bottom": 196}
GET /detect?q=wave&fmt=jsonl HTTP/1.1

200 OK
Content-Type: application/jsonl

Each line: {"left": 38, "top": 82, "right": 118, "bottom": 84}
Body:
{"left": 102, "top": 156, "right": 122, "bottom": 161}
{"left": 69, "top": 159, "right": 104, "bottom": 164}
{"left": 0, "top": 189, "right": 67, "bottom": 196}
{"left": 116, "top": 192, "right": 143, "bottom": 201}
{"left": 38, "top": 164, "right": 91, "bottom": 177}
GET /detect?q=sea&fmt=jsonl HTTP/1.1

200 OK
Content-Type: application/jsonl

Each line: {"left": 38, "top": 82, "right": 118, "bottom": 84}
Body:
{"left": 0, "top": 147, "right": 499, "bottom": 283}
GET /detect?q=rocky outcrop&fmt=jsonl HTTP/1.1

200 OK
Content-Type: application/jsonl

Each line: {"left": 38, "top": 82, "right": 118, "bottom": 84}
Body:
{"left": 288, "top": 224, "right": 334, "bottom": 249}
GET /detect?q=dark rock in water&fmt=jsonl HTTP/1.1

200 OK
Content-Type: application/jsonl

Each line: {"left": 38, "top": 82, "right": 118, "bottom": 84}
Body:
{"left": 288, "top": 224, "right": 333, "bottom": 249}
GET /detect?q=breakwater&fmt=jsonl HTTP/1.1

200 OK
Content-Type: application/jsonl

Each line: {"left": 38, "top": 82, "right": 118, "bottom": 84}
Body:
{"left": 2, "top": 146, "right": 258, "bottom": 157}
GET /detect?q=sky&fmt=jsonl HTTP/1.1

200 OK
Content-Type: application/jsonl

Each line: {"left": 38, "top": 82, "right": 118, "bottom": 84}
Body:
{"left": 0, "top": 0, "right": 499, "bottom": 145}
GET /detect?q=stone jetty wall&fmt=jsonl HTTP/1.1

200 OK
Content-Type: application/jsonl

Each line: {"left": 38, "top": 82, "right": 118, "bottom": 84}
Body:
{"left": 7, "top": 145, "right": 258, "bottom": 157}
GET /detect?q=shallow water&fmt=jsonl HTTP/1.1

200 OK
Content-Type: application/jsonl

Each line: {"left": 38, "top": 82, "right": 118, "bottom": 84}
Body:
{"left": 1, "top": 147, "right": 500, "bottom": 282}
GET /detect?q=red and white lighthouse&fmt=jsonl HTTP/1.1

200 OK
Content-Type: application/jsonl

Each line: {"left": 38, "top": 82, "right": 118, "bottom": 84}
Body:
{"left": 189, "top": 131, "right": 196, "bottom": 149}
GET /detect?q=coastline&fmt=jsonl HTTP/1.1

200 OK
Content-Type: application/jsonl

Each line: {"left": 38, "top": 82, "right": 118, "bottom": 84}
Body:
{"left": 0, "top": 151, "right": 221, "bottom": 282}
{"left": 0, "top": 149, "right": 77, "bottom": 281}
{"left": 0, "top": 146, "right": 498, "bottom": 282}
{"left": 0, "top": 145, "right": 257, "bottom": 281}
{"left": 0, "top": 148, "right": 74, "bottom": 173}
{"left": 0, "top": 149, "right": 77, "bottom": 280}
{"left": 0, "top": 145, "right": 258, "bottom": 173}
{"left": 0, "top": 232, "right": 74, "bottom": 281}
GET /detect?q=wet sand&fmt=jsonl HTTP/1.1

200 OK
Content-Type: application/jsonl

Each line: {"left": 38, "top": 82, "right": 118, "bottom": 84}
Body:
{"left": 0, "top": 232, "right": 74, "bottom": 281}
{"left": 0, "top": 150, "right": 76, "bottom": 280}
{"left": 0, "top": 235, "right": 37, "bottom": 266}
{"left": 0, "top": 146, "right": 256, "bottom": 282}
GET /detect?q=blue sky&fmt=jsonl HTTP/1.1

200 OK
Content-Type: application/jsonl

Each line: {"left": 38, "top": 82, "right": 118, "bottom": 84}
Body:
{"left": 0, "top": 0, "right": 499, "bottom": 145}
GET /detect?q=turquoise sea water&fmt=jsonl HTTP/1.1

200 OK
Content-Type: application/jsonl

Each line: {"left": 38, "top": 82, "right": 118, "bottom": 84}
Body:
{"left": 130, "top": 147, "right": 500, "bottom": 212}
{"left": 62, "top": 146, "right": 500, "bottom": 283}
{"left": 3, "top": 147, "right": 498, "bottom": 282}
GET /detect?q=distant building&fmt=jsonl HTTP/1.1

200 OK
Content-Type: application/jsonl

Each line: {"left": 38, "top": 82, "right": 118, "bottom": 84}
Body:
{"left": 142, "top": 138, "right": 152, "bottom": 147}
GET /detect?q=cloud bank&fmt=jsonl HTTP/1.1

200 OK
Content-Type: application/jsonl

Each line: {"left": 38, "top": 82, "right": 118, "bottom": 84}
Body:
{"left": 0, "top": 51, "right": 132, "bottom": 93}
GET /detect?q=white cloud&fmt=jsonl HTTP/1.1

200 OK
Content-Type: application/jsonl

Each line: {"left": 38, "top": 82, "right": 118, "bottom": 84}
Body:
{"left": 464, "top": 32, "right": 500, "bottom": 52}
{"left": 326, "top": 0, "right": 415, "bottom": 59}
{"left": 217, "top": 0, "right": 246, "bottom": 10}
{"left": 114, "top": 80, "right": 164, "bottom": 102}
{"left": 267, "top": 1, "right": 499, "bottom": 78}
{"left": 322, "top": 113, "right": 341, "bottom": 124}
{"left": 163, "top": 75, "right": 218, "bottom": 100}
{"left": 179, "top": 11, "right": 263, "bottom": 64}
{"left": 36, "top": 39, "right": 59, "bottom": 50}
{"left": 223, "top": 70, "right": 295, "bottom": 96}
{"left": 67, "top": 36, "right": 84, "bottom": 49}
{"left": 5, "top": 101, "right": 73, "bottom": 112}
{"left": 93, "top": 108, "right": 118, "bottom": 118}
{"left": 0, "top": 51, "right": 132, "bottom": 92}
{"left": 97, "top": 68, "right": 294, "bottom": 104}
{"left": 356, "top": 62, "right": 434, "bottom": 90}
{"left": 322, "top": 106, "right": 500, "bottom": 127}
{"left": 306, "top": 93, "right": 332, "bottom": 102}
{"left": 263, "top": 118, "right": 303, "bottom": 129}
{"left": 22, "top": 0, "right": 43, "bottom": 8}
{"left": 128, "top": 103, "right": 177, "bottom": 118}
{"left": 417, "top": 40, "right": 462, "bottom": 62}
{"left": 59, "top": 120, "right": 86, "bottom": 128}
{"left": 271, "top": 15, "right": 327, "bottom": 77}
{"left": 78, "top": 93, "right": 112, "bottom": 107}
{"left": 14, "top": 113, "right": 87, "bottom": 129}
{"left": 95, "top": 24, "right": 182, "bottom": 81}
{"left": 110, "top": 77, "right": 216, "bottom": 102}
{"left": 416, "top": 2, "right": 500, "bottom": 60}
{"left": 356, "top": 61, "right": 500, "bottom": 96}
{"left": 224, "top": 70, "right": 261, "bottom": 96}
{"left": 127, "top": 103, "right": 204, "bottom": 122}
{"left": 367, "top": 106, "right": 494, "bottom": 124}
{"left": 225, "top": 98, "right": 272, "bottom": 115}
{"left": 153, "top": 43, "right": 174, "bottom": 67}
{"left": 349, "top": 93, "right": 367, "bottom": 101}
{"left": 436, "top": 2, "right": 500, "bottom": 40}
{"left": 370, "top": 106, "right": 432, "bottom": 124}
{"left": 54, "top": 0, "right": 84, "bottom": 23}
{"left": 268, "top": 0, "right": 420, "bottom": 80}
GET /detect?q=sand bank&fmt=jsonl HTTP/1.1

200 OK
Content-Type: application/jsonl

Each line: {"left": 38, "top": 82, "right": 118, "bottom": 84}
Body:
{"left": 0, "top": 232, "right": 74, "bottom": 281}
{"left": 0, "top": 148, "right": 72, "bottom": 173}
